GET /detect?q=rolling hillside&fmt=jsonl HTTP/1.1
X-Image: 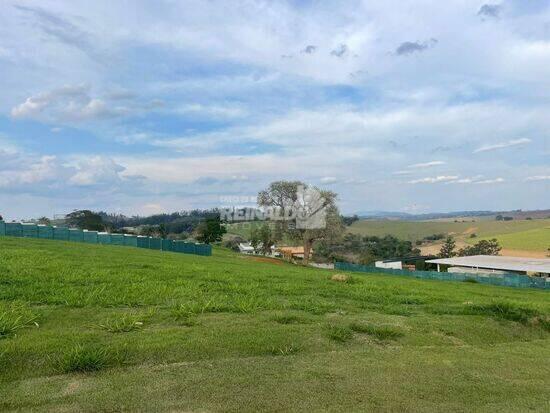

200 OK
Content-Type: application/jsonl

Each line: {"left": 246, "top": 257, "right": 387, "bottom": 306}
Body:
{"left": 349, "top": 218, "right": 550, "bottom": 256}
{"left": 1, "top": 237, "right": 549, "bottom": 411}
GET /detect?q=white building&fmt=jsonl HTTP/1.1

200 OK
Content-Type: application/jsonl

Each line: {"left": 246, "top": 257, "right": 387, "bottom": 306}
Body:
{"left": 426, "top": 255, "right": 550, "bottom": 277}
{"left": 375, "top": 260, "right": 403, "bottom": 270}
{"left": 238, "top": 242, "right": 255, "bottom": 254}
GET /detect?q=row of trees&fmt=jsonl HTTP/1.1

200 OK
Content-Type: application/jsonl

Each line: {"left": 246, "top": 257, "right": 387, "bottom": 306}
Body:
{"left": 315, "top": 233, "right": 421, "bottom": 264}
{"left": 439, "top": 236, "right": 501, "bottom": 258}
{"left": 60, "top": 209, "right": 227, "bottom": 244}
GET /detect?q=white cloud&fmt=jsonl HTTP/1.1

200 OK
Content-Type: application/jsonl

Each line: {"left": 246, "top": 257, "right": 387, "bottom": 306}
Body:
{"left": 408, "top": 175, "right": 459, "bottom": 184}
{"left": 69, "top": 156, "right": 126, "bottom": 186}
{"left": 473, "top": 138, "right": 531, "bottom": 153}
{"left": 0, "top": 154, "right": 70, "bottom": 188}
{"left": 408, "top": 160, "right": 445, "bottom": 168}
{"left": 474, "top": 177, "right": 505, "bottom": 184}
{"left": 320, "top": 176, "right": 338, "bottom": 184}
{"left": 176, "top": 104, "right": 247, "bottom": 119}
{"left": 525, "top": 175, "right": 550, "bottom": 181}
{"left": 10, "top": 85, "right": 130, "bottom": 123}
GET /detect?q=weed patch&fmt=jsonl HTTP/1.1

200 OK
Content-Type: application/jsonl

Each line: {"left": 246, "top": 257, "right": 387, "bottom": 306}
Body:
{"left": 331, "top": 273, "right": 352, "bottom": 283}
{"left": 57, "top": 344, "right": 124, "bottom": 373}
{"left": 268, "top": 343, "right": 301, "bottom": 356}
{"left": 464, "top": 301, "right": 539, "bottom": 323}
{"left": 326, "top": 324, "right": 353, "bottom": 343}
{"left": 98, "top": 313, "right": 144, "bottom": 333}
{"left": 349, "top": 322, "right": 404, "bottom": 341}
{"left": 0, "top": 302, "right": 39, "bottom": 339}
{"left": 271, "top": 312, "right": 306, "bottom": 324}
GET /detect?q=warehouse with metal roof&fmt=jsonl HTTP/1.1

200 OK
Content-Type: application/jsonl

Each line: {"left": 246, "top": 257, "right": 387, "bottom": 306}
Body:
{"left": 426, "top": 255, "right": 550, "bottom": 277}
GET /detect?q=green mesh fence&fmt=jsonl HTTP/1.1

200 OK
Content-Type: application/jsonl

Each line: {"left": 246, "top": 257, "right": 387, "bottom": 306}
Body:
{"left": 123, "top": 235, "right": 138, "bottom": 247}
{"left": 22, "top": 224, "right": 38, "bottom": 238}
{"left": 69, "top": 229, "right": 84, "bottom": 242}
{"left": 0, "top": 221, "right": 211, "bottom": 257}
{"left": 53, "top": 227, "right": 69, "bottom": 241}
{"left": 335, "top": 262, "right": 549, "bottom": 290}
{"left": 182, "top": 242, "right": 196, "bottom": 254}
{"left": 137, "top": 236, "right": 149, "bottom": 249}
{"left": 98, "top": 233, "right": 111, "bottom": 244}
{"left": 161, "top": 239, "right": 173, "bottom": 251}
{"left": 38, "top": 225, "right": 53, "bottom": 239}
{"left": 148, "top": 237, "right": 161, "bottom": 250}
{"left": 6, "top": 223, "right": 22, "bottom": 237}
{"left": 110, "top": 234, "right": 125, "bottom": 246}
{"left": 83, "top": 231, "right": 98, "bottom": 243}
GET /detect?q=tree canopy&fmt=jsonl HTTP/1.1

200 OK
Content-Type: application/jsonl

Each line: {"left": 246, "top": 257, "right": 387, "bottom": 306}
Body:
{"left": 257, "top": 181, "right": 344, "bottom": 264}
{"left": 66, "top": 210, "right": 106, "bottom": 231}
{"left": 195, "top": 216, "right": 227, "bottom": 244}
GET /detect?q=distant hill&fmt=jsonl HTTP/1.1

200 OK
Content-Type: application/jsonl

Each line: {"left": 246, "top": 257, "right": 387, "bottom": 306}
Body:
{"left": 355, "top": 209, "right": 550, "bottom": 221}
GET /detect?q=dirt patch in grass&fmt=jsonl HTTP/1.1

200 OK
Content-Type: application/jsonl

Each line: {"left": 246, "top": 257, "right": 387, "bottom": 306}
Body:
{"left": 244, "top": 256, "right": 284, "bottom": 265}
{"left": 331, "top": 274, "right": 351, "bottom": 283}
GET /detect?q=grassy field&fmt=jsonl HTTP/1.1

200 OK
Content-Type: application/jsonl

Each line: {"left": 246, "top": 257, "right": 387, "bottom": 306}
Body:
{"left": 349, "top": 218, "right": 550, "bottom": 253}
{"left": 475, "top": 227, "right": 550, "bottom": 252}
{"left": 1, "top": 237, "right": 549, "bottom": 412}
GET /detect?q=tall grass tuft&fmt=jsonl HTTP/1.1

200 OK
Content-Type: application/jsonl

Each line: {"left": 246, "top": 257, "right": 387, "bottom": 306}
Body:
{"left": 271, "top": 312, "right": 305, "bottom": 324}
{"left": 0, "top": 302, "right": 39, "bottom": 339}
{"left": 57, "top": 344, "right": 123, "bottom": 373}
{"left": 268, "top": 343, "right": 301, "bottom": 356}
{"left": 464, "top": 301, "right": 539, "bottom": 324}
{"left": 98, "top": 313, "right": 144, "bottom": 333}
{"left": 326, "top": 324, "right": 354, "bottom": 343}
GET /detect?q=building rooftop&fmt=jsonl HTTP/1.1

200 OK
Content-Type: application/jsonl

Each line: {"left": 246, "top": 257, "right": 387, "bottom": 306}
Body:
{"left": 426, "top": 255, "right": 550, "bottom": 274}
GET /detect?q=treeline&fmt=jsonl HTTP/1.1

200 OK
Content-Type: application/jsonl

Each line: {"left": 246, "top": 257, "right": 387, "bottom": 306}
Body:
{"left": 315, "top": 233, "right": 421, "bottom": 264}
{"left": 57, "top": 209, "right": 221, "bottom": 240}
{"left": 438, "top": 237, "right": 501, "bottom": 258}
{"left": 99, "top": 209, "right": 220, "bottom": 234}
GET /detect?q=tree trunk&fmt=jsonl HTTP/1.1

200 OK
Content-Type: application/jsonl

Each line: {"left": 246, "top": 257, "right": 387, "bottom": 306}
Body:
{"left": 303, "top": 239, "right": 312, "bottom": 265}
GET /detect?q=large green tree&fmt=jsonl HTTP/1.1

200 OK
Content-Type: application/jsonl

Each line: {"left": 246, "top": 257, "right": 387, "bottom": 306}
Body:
{"left": 65, "top": 210, "right": 106, "bottom": 231}
{"left": 195, "top": 216, "right": 227, "bottom": 244}
{"left": 258, "top": 180, "right": 344, "bottom": 264}
{"left": 250, "top": 223, "right": 275, "bottom": 255}
{"left": 458, "top": 239, "right": 501, "bottom": 256}
{"left": 438, "top": 236, "right": 456, "bottom": 258}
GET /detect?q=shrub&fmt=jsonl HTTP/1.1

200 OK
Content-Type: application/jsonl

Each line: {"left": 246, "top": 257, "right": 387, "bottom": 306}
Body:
{"left": 0, "top": 302, "right": 39, "bottom": 339}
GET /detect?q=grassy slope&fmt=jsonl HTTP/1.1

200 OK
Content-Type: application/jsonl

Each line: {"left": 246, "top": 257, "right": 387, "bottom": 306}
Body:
{"left": 1, "top": 237, "right": 549, "bottom": 412}
{"left": 476, "top": 227, "right": 550, "bottom": 252}
{"left": 349, "top": 218, "right": 550, "bottom": 249}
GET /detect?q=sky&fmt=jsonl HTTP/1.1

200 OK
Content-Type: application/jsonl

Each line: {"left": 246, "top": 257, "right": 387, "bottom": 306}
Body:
{"left": 0, "top": 0, "right": 549, "bottom": 220}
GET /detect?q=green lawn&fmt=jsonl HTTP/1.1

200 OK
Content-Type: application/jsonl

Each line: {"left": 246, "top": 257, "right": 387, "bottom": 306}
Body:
{"left": 349, "top": 218, "right": 550, "bottom": 247}
{"left": 1, "top": 237, "right": 549, "bottom": 412}
{"left": 474, "top": 227, "right": 550, "bottom": 252}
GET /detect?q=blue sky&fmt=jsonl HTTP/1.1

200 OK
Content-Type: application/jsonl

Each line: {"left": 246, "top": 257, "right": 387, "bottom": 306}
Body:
{"left": 0, "top": 0, "right": 549, "bottom": 219}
